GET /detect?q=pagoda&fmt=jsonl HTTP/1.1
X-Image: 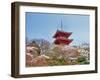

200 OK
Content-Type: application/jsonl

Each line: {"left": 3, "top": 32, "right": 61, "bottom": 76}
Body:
{"left": 53, "top": 21, "right": 73, "bottom": 45}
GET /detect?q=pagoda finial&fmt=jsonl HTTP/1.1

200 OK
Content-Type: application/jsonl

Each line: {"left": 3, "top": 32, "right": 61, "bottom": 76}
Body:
{"left": 61, "top": 20, "right": 63, "bottom": 31}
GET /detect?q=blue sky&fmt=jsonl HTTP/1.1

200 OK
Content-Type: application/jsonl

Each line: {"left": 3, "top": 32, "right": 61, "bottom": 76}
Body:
{"left": 26, "top": 12, "right": 90, "bottom": 46}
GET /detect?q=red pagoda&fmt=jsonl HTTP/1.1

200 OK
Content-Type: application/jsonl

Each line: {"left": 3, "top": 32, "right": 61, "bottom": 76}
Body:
{"left": 53, "top": 21, "right": 73, "bottom": 45}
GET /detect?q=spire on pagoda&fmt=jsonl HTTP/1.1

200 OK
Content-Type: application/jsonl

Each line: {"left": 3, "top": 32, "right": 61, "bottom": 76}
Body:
{"left": 53, "top": 20, "right": 73, "bottom": 45}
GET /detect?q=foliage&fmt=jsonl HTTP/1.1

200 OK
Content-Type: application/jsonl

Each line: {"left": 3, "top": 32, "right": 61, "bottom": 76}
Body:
{"left": 26, "top": 41, "right": 90, "bottom": 67}
{"left": 77, "top": 56, "right": 89, "bottom": 64}
{"left": 46, "top": 58, "right": 68, "bottom": 66}
{"left": 32, "top": 39, "right": 50, "bottom": 54}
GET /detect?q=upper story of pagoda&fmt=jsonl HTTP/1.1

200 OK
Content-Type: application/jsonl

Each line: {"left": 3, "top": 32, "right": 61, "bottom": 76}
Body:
{"left": 53, "top": 30, "right": 72, "bottom": 38}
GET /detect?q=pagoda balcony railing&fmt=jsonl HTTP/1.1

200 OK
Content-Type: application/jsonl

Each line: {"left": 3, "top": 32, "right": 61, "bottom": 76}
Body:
{"left": 56, "top": 37, "right": 68, "bottom": 40}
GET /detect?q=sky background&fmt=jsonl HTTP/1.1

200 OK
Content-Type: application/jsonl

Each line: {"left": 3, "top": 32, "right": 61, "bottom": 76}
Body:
{"left": 26, "top": 12, "right": 90, "bottom": 46}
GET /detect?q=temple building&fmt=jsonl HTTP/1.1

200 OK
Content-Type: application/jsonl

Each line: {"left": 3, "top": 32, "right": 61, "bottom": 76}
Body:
{"left": 53, "top": 21, "right": 73, "bottom": 45}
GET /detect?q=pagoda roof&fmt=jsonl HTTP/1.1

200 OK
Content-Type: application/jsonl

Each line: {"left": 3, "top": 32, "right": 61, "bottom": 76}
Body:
{"left": 53, "top": 30, "right": 72, "bottom": 38}
{"left": 54, "top": 39, "right": 73, "bottom": 45}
